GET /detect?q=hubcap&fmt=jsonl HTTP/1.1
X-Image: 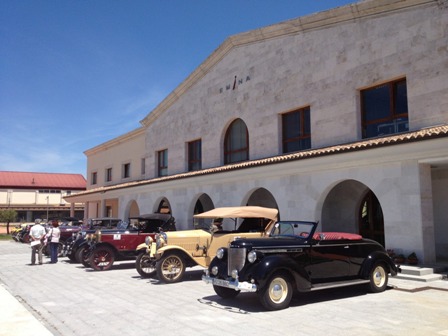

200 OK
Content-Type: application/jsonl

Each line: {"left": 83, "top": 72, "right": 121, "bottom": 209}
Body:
{"left": 269, "top": 277, "right": 288, "bottom": 303}
{"left": 162, "top": 256, "right": 182, "bottom": 279}
{"left": 373, "top": 266, "right": 386, "bottom": 287}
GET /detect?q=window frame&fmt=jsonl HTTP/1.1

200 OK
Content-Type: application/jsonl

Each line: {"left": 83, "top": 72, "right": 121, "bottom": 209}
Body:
{"left": 187, "top": 139, "right": 202, "bottom": 172}
{"left": 105, "top": 167, "right": 113, "bottom": 182}
{"left": 361, "top": 78, "right": 408, "bottom": 139}
{"left": 224, "top": 118, "right": 249, "bottom": 164}
{"left": 91, "top": 171, "right": 97, "bottom": 185}
{"left": 157, "top": 149, "right": 168, "bottom": 177}
{"left": 141, "top": 158, "right": 146, "bottom": 176}
{"left": 122, "top": 162, "right": 131, "bottom": 179}
{"left": 281, "top": 106, "right": 311, "bottom": 154}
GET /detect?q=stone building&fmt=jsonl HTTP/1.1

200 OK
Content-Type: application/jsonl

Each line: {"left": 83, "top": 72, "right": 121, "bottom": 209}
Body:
{"left": 65, "top": 0, "right": 448, "bottom": 264}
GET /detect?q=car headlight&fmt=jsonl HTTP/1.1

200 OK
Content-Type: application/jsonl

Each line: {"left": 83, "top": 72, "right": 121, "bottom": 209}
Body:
{"left": 156, "top": 234, "right": 166, "bottom": 249}
{"left": 145, "top": 236, "right": 154, "bottom": 245}
{"left": 211, "top": 266, "right": 219, "bottom": 276}
{"left": 216, "top": 248, "right": 226, "bottom": 259}
{"left": 247, "top": 250, "right": 258, "bottom": 263}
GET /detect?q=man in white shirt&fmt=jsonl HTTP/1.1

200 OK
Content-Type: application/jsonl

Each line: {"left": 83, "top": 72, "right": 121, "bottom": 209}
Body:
{"left": 30, "top": 219, "right": 46, "bottom": 265}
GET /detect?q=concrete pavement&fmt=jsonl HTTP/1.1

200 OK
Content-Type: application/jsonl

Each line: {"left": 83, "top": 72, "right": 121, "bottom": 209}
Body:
{"left": 1, "top": 240, "right": 448, "bottom": 336}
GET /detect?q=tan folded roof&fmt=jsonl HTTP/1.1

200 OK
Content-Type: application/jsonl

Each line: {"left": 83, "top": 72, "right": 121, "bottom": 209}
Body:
{"left": 193, "top": 206, "right": 278, "bottom": 220}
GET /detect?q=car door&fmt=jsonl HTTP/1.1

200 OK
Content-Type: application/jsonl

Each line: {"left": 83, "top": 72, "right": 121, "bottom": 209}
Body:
{"left": 307, "top": 240, "right": 351, "bottom": 283}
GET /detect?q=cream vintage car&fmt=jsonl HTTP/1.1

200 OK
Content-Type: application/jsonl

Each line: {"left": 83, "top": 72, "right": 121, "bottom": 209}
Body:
{"left": 135, "top": 206, "right": 278, "bottom": 283}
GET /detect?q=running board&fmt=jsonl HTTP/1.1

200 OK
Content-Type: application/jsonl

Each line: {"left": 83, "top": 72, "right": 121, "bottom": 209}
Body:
{"left": 310, "top": 279, "right": 370, "bottom": 291}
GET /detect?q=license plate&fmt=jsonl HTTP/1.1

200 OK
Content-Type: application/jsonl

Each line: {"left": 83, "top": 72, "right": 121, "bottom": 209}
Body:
{"left": 213, "top": 278, "right": 230, "bottom": 287}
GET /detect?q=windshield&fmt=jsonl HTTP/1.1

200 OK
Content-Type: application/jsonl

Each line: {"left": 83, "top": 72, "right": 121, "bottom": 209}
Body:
{"left": 269, "top": 221, "right": 315, "bottom": 239}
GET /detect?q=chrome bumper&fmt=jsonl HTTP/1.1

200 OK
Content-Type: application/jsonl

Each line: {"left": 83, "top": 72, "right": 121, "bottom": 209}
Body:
{"left": 202, "top": 274, "right": 258, "bottom": 293}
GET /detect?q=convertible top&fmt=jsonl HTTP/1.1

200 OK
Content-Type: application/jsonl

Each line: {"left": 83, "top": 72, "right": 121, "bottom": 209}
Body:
{"left": 193, "top": 206, "right": 278, "bottom": 221}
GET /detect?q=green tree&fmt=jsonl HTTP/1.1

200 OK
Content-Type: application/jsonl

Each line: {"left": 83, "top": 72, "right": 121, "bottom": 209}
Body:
{"left": 0, "top": 209, "right": 17, "bottom": 234}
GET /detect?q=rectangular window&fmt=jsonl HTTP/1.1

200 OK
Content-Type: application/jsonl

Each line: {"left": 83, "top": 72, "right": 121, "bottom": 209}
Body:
{"left": 188, "top": 139, "right": 202, "bottom": 172}
{"left": 122, "top": 163, "right": 131, "bottom": 179}
{"left": 282, "top": 107, "right": 311, "bottom": 154}
{"left": 91, "top": 172, "right": 97, "bottom": 185}
{"left": 141, "top": 158, "right": 146, "bottom": 175}
{"left": 157, "top": 149, "right": 168, "bottom": 177}
{"left": 361, "top": 78, "right": 408, "bottom": 138}
{"left": 105, "top": 168, "right": 112, "bottom": 182}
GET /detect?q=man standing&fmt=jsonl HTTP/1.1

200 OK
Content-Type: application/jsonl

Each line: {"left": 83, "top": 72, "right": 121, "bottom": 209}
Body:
{"left": 30, "top": 219, "right": 46, "bottom": 265}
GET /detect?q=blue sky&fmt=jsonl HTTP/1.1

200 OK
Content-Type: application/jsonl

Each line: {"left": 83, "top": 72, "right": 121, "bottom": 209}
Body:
{"left": 0, "top": 0, "right": 355, "bottom": 177}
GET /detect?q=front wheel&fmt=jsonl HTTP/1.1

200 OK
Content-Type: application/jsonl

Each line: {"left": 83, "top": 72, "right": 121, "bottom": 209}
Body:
{"left": 258, "top": 272, "right": 293, "bottom": 311}
{"left": 156, "top": 252, "right": 186, "bottom": 283}
{"left": 89, "top": 246, "right": 115, "bottom": 271}
{"left": 136, "top": 253, "right": 156, "bottom": 278}
{"left": 368, "top": 262, "right": 388, "bottom": 293}
{"left": 213, "top": 285, "right": 240, "bottom": 299}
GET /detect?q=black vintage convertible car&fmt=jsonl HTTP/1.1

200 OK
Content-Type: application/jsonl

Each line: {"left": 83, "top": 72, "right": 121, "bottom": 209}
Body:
{"left": 203, "top": 220, "right": 400, "bottom": 310}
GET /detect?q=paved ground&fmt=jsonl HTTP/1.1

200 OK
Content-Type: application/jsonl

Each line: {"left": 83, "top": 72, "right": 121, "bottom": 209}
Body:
{"left": 1, "top": 240, "right": 448, "bottom": 336}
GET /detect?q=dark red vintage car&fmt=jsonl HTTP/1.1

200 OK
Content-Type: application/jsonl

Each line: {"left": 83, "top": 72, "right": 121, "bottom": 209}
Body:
{"left": 203, "top": 220, "right": 400, "bottom": 310}
{"left": 84, "top": 213, "right": 176, "bottom": 271}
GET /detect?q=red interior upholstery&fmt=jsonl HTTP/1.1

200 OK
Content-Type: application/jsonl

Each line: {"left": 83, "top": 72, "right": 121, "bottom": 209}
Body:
{"left": 313, "top": 232, "right": 362, "bottom": 241}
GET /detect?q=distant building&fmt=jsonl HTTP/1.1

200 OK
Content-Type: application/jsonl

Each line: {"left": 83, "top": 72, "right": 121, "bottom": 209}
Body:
{"left": 0, "top": 171, "right": 86, "bottom": 222}
{"left": 66, "top": 0, "right": 448, "bottom": 263}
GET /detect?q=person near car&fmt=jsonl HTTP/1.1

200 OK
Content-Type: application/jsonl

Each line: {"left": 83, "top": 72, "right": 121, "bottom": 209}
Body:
{"left": 46, "top": 220, "right": 61, "bottom": 264}
{"left": 29, "top": 219, "right": 46, "bottom": 265}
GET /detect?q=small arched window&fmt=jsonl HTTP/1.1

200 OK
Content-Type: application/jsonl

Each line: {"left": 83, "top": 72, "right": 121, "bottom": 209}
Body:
{"left": 224, "top": 118, "right": 249, "bottom": 164}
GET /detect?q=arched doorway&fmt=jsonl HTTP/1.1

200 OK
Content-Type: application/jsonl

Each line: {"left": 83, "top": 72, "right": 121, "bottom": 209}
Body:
{"left": 156, "top": 198, "right": 171, "bottom": 214}
{"left": 321, "top": 180, "right": 385, "bottom": 246}
{"left": 359, "top": 190, "right": 385, "bottom": 247}
{"left": 193, "top": 194, "right": 214, "bottom": 215}
{"left": 245, "top": 188, "right": 279, "bottom": 218}
{"left": 128, "top": 200, "right": 139, "bottom": 217}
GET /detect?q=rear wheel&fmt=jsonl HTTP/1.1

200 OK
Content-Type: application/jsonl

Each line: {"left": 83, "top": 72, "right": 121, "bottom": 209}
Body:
{"left": 89, "top": 246, "right": 115, "bottom": 271}
{"left": 156, "top": 252, "right": 186, "bottom": 283}
{"left": 213, "top": 285, "right": 240, "bottom": 299}
{"left": 368, "top": 262, "right": 388, "bottom": 293}
{"left": 136, "top": 253, "right": 156, "bottom": 278}
{"left": 259, "top": 272, "right": 293, "bottom": 311}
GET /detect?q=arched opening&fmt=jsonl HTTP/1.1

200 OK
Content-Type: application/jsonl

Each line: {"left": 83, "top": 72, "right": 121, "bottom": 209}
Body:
{"left": 128, "top": 200, "right": 139, "bottom": 217}
{"left": 244, "top": 187, "right": 280, "bottom": 219}
{"left": 123, "top": 199, "right": 140, "bottom": 220}
{"left": 156, "top": 198, "right": 172, "bottom": 214}
{"left": 224, "top": 118, "right": 249, "bottom": 164}
{"left": 193, "top": 194, "right": 214, "bottom": 215}
{"left": 321, "top": 180, "right": 384, "bottom": 246}
{"left": 359, "top": 190, "right": 385, "bottom": 247}
{"left": 191, "top": 193, "right": 215, "bottom": 229}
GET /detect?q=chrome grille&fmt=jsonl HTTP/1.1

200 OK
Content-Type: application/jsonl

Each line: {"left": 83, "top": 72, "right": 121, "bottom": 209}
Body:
{"left": 228, "top": 247, "right": 246, "bottom": 275}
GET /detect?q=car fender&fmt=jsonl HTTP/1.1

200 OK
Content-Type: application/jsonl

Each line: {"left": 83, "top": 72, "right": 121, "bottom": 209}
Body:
{"left": 157, "top": 245, "right": 197, "bottom": 265}
{"left": 136, "top": 242, "right": 148, "bottom": 253}
{"left": 250, "top": 255, "right": 310, "bottom": 291}
{"left": 359, "top": 250, "right": 399, "bottom": 278}
{"left": 90, "top": 242, "right": 119, "bottom": 257}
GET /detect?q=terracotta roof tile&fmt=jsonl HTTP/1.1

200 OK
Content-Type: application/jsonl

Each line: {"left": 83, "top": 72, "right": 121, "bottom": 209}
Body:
{"left": 0, "top": 172, "right": 86, "bottom": 190}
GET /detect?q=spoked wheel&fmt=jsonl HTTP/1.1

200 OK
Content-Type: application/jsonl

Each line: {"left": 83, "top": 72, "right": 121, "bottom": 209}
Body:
{"left": 136, "top": 253, "right": 156, "bottom": 278}
{"left": 368, "top": 262, "right": 388, "bottom": 293}
{"left": 156, "top": 252, "right": 186, "bottom": 283}
{"left": 89, "top": 246, "right": 115, "bottom": 271}
{"left": 259, "top": 272, "right": 293, "bottom": 311}
{"left": 213, "top": 285, "right": 240, "bottom": 299}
